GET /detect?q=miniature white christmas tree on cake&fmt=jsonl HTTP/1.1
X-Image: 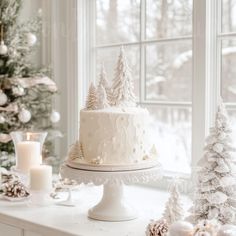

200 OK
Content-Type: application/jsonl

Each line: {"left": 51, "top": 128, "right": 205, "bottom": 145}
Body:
{"left": 187, "top": 101, "right": 236, "bottom": 224}
{"left": 163, "top": 182, "right": 184, "bottom": 224}
{"left": 97, "top": 84, "right": 110, "bottom": 109}
{"left": 68, "top": 141, "right": 84, "bottom": 161}
{"left": 86, "top": 82, "right": 98, "bottom": 110}
{"left": 98, "top": 63, "right": 112, "bottom": 105}
{"left": 112, "top": 47, "right": 136, "bottom": 107}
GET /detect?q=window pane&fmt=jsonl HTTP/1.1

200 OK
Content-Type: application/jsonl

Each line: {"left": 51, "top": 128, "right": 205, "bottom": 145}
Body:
{"left": 96, "top": 46, "right": 140, "bottom": 100}
{"left": 142, "top": 105, "right": 192, "bottom": 174}
{"left": 96, "top": 0, "right": 140, "bottom": 45}
{"left": 221, "top": 39, "right": 236, "bottom": 102}
{"left": 146, "top": 0, "right": 192, "bottom": 40}
{"left": 146, "top": 42, "right": 192, "bottom": 102}
{"left": 221, "top": 0, "right": 236, "bottom": 33}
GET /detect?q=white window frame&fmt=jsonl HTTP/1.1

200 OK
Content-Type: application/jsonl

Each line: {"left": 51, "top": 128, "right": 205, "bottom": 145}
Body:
{"left": 43, "top": 0, "right": 229, "bottom": 187}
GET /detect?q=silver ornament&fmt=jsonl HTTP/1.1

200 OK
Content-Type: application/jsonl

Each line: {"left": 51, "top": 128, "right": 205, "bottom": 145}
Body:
{"left": 0, "top": 90, "right": 7, "bottom": 106}
{"left": 217, "top": 225, "right": 236, "bottom": 236}
{"left": 0, "top": 40, "right": 8, "bottom": 55}
{"left": 0, "top": 115, "right": 5, "bottom": 123}
{"left": 169, "top": 221, "right": 193, "bottom": 236}
{"left": 50, "top": 110, "right": 60, "bottom": 123}
{"left": 18, "top": 108, "right": 31, "bottom": 123}
{"left": 26, "top": 33, "right": 37, "bottom": 46}
{"left": 12, "top": 86, "right": 25, "bottom": 96}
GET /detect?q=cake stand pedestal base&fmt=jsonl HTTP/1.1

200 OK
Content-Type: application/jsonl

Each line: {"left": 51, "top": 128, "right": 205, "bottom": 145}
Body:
{"left": 88, "top": 183, "right": 137, "bottom": 221}
{"left": 60, "top": 163, "right": 162, "bottom": 222}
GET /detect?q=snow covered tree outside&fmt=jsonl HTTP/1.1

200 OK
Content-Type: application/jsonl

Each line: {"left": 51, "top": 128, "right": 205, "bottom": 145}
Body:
{"left": 163, "top": 183, "right": 184, "bottom": 224}
{"left": 0, "top": 0, "right": 60, "bottom": 169}
{"left": 86, "top": 82, "right": 98, "bottom": 110}
{"left": 188, "top": 102, "right": 236, "bottom": 224}
{"left": 112, "top": 47, "right": 136, "bottom": 107}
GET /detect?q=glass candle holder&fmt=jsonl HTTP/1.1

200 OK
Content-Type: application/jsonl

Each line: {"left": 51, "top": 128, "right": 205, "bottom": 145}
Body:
{"left": 10, "top": 131, "right": 47, "bottom": 174}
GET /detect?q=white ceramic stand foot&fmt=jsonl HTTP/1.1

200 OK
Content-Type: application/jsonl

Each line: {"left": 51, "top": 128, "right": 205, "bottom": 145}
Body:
{"left": 88, "top": 183, "right": 137, "bottom": 221}
{"left": 60, "top": 163, "right": 162, "bottom": 221}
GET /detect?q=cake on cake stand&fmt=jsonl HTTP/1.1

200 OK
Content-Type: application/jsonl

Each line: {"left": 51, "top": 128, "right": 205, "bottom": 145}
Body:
{"left": 60, "top": 163, "right": 162, "bottom": 222}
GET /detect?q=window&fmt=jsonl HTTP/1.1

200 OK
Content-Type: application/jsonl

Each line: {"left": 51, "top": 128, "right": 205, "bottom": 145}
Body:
{"left": 221, "top": 0, "right": 236, "bottom": 145}
{"left": 94, "top": 0, "right": 193, "bottom": 174}
{"left": 74, "top": 0, "right": 236, "bottom": 177}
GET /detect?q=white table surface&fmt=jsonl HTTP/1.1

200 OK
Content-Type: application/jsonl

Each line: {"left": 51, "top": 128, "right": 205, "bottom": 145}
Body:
{"left": 0, "top": 185, "right": 191, "bottom": 236}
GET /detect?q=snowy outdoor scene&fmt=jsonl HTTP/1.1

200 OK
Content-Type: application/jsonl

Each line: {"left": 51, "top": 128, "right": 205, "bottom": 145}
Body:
{"left": 95, "top": 0, "right": 236, "bottom": 174}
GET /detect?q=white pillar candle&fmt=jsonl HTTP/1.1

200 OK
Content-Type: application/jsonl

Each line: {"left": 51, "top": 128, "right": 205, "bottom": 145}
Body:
{"left": 30, "top": 165, "right": 52, "bottom": 192}
{"left": 16, "top": 141, "right": 41, "bottom": 173}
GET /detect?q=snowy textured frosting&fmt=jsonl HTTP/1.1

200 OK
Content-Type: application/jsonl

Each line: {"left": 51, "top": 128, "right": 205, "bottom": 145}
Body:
{"left": 79, "top": 107, "right": 155, "bottom": 165}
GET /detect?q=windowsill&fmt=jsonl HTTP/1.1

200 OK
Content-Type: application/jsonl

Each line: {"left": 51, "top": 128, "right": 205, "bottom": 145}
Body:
{"left": 0, "top": 184, "right": 191, "bottom": 236}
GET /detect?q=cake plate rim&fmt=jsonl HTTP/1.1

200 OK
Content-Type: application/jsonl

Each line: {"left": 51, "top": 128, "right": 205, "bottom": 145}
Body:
{"left": 66, "top": 158, "right": 160, "bottom": 172}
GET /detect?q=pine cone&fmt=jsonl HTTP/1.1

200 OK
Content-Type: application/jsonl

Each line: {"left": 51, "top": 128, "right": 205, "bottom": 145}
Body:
{"left": 146, "top": 219, "right": 168, "bottom": 236}
{"left": 1, "top": 173, "right": 18, "bottom": 184}
{"left": 3, "top": 180, "right": 30, "bottom": 198}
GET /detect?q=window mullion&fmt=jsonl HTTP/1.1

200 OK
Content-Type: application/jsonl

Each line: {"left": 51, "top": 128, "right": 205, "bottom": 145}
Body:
{"left": 192, "top": 0, "right": 208, "bottom": 169}
{"left": 140, "top": 0, "right": 146, "bottom": 103}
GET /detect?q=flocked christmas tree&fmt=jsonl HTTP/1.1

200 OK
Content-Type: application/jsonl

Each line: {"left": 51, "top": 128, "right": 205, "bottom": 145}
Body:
{"left": 68, "top": 140, "right": 84, "bottom": 161}
{"left": 97, "top": 84, "right": 109, "bottom": 109}
{"left": 163, "top": 182, "right": 184, "bottom": 225}
{"left": 86, "top": 82, "right": 98, "bottom": 110}
{"left": 98, "top": 63, "right": 112, "bottom": 105}
{"left": 112, "top": 47, "right": 136, "bottom": 107}
{"left": 0, "top": 0, "right": 61, "bottom": 169}
{"left": 187, "top": 101, "right": 236, "bottom": 224}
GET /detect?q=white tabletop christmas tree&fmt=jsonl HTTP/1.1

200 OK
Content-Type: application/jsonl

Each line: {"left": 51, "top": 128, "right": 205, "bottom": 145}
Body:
{"left": 187, "top": 101, "right": 236, "bottom": 224}
{"left": 112, "top": 47, "right": 136, "bottom": 107}
{"left": 86, "top": 82, "right": 98, "bottom": 110}
{"left": 98, "top": 63, "right": 112, "bottom": 105}
{"left": 97, "top": 84, "right": 110, "bottom": 109}
{"left": 163, "top": 182, "right": 184, "bottom": 225}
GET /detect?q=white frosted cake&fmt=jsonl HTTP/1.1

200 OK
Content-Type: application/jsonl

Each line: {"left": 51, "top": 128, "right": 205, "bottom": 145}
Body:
{"left": 67, "top": 48, "right": 158, "bottom": 170}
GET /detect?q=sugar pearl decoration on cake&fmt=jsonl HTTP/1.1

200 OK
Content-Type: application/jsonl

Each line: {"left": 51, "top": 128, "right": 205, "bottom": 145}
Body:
{"left": 0, "top": 90, "right": 7, "bottom": 106}
{"left": 91, "top": 156, "right": 103, "bottom": 165}
{"left": 168, "top": 221, "right": 194, "bottom": 236}
{"left": 217, "top": 225, "right": 236, "bottom": 236}
{"left": 146, "top": 219, "right": 168, "bottom": 236}
{"left": 2, "top": 180, "right": 30, "bottom": 198}
{"left": 18, "top": 108, "right": 31, "bottom": 123}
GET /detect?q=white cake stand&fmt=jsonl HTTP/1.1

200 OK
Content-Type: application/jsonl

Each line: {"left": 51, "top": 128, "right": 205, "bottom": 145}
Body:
{"left": 60, "top": 163, "right": 162, "bottom": 222}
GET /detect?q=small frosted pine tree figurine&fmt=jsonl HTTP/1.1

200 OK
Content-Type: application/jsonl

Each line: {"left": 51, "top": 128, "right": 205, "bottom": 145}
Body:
{"left": 187, "top": 101, "right": 236, "bottom": 224}
{"left": 163, "top": 182, "right": 184, "bottom": 225}
{"left": 112, "top": 47, "right": 136, "bottom": 107}
{"left": 97, "top": 84, "right": 110, "bottom": 109}
{"left": 98, "top": 63, "right": 112, "bottom": 105}
{"left": 86, "top": 82, "right": 98, "bottom": 110}
{"left": 68, "top": 141, "right": 84, "bottom": 161}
